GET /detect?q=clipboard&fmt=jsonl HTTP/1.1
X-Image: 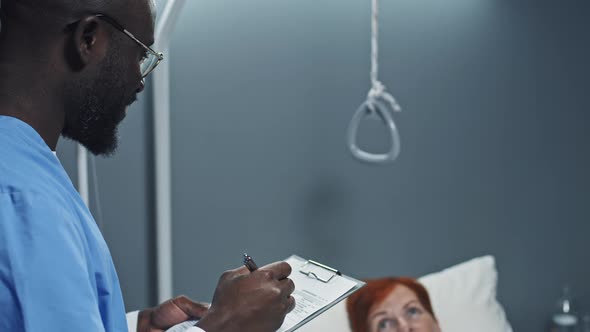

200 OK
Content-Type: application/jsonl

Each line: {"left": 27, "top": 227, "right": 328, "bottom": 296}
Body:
{"left": 165, "top": 255, "right": 365, "bottom": 332}
{"left": 277, "top": 255, "right": 365, "bottom": 332}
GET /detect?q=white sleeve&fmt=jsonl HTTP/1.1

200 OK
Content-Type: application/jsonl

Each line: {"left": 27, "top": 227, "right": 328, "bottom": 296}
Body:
{"left": 126, "top": 311, "right": 139, "bottom": 332}
{"left": 126, "top": 313, "right": 205, "bottom": 332}
{"left": 166, "top": 320, "right": 204, "bottom": 332}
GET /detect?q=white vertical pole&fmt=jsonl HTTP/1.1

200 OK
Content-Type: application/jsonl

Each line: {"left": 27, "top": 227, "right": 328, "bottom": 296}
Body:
{"left": 77, "top": 145, "right": 89, "bottom": 206}
{"left": 153, "top": 53, "right": 173, "bottom": 304}
{"left": 153, "top": 0, "right": 186, "bottom": 304}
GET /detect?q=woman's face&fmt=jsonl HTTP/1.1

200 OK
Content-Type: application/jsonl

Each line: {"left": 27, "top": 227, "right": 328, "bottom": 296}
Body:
{"left": 367, "top": 285, "right": 441, "bottom": 332}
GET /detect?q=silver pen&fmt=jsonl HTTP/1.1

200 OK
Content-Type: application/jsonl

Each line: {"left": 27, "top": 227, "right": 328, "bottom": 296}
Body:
{"left": 243, "top": 253, "right": 259, "bottom": 272}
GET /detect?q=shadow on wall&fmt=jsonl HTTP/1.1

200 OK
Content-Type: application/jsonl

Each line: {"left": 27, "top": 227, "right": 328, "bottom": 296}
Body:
{"left": 298, "top": 176, "right": 357, "bottom": 259}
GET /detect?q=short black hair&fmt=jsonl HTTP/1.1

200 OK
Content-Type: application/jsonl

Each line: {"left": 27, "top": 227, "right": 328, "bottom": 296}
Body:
{"left": 0, "top": 0, "right": 129, "bottom": 33}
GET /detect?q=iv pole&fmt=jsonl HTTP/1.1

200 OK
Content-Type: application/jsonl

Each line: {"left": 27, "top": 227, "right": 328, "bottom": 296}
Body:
{"left": 152, "top": 0, "right": 186, "bottom": 304}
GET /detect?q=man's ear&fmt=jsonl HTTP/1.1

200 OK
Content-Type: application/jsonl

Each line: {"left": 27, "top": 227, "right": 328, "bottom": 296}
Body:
{"left": 66, "top": 16, "right": 108, "bottom": 71}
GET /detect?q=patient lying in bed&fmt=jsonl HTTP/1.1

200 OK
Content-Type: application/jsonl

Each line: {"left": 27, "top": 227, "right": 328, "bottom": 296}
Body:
{"left": 346, "top": 277, "right": 441, "bottom": 332}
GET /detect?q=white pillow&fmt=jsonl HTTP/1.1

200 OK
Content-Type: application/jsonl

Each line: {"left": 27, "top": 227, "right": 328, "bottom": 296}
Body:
{"left": 419, "top": 256, "right": 513, "bottom": 332}
{"left": 300, "top": 255, "right": 513, "bottom": 332}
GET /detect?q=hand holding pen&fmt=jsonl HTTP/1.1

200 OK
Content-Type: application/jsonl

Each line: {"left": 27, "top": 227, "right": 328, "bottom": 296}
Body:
{"left": 196, "top": 254, "right": 296, "bottom": 332}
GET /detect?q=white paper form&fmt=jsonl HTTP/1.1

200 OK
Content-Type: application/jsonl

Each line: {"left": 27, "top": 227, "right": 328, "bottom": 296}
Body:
{"left": 277, "top": 256, "right": 358, "bottom": 332}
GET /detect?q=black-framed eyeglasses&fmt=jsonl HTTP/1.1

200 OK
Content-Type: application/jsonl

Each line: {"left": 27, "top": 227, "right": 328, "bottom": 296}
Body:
{"left": 95, "top": 14, "right": 163, "bottom": 79}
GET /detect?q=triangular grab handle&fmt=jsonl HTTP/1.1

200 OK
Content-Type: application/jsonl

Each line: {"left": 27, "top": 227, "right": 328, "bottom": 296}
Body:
{"left": 347, "top": 98, "right": 401, "bottom": 164}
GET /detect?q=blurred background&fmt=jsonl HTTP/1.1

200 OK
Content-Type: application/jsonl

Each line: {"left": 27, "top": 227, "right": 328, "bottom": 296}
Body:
{"left": 56, "top": 0, "right": 589, "bottom": 331}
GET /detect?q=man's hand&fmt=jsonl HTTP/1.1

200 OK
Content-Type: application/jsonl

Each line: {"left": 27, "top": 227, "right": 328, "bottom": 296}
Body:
{"left": 195, "top": 261, "right": 296, "bottom": 332}
{"left": 137, "top": 295, "right": 210, "bottom": 332}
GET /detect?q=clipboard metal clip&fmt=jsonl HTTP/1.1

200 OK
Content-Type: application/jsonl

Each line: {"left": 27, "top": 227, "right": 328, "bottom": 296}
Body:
{"left": 299, "top": 259, "right": 342, "bottom": 283}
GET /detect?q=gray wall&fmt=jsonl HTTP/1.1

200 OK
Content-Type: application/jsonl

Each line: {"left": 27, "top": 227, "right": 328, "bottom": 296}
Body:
{"left": 58, "top": 0, "right": 590, "bottom": 331}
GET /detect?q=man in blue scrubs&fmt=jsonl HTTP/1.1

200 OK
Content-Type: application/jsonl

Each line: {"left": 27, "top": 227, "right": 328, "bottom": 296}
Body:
{"left": 0, "top": 0, "right": 295, "bottom": 331}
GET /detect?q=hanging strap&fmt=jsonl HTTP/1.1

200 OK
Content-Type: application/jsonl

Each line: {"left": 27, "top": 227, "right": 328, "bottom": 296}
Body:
{"left": 368, "top": 0, "right": 401, "bottom": 113}
{"left": 348, "top": 0, "right": 403, "bottom": 164}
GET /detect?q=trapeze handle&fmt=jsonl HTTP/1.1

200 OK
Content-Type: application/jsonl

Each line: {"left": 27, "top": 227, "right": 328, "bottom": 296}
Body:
{"left": 347, "top": 99, "right": 401, "bottom": 164}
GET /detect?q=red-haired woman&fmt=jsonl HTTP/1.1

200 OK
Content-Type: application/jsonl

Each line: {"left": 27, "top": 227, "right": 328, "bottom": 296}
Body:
{"left": 346, "top": 277, "right": 441, "bottom": 332}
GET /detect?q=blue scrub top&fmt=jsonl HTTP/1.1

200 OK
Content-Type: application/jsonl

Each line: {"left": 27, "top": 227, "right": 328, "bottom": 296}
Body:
{"left": 0, "top": 116, "right": 128, "bottom": 331}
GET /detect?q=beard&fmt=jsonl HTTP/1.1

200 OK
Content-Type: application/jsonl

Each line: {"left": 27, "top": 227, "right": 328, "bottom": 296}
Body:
{"left": 62, "top": 43, "right": 136, "bottom": 156}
